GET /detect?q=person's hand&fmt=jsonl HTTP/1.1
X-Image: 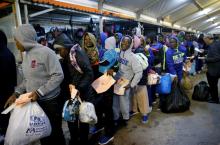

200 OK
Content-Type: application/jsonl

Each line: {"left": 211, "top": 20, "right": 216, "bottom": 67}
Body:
{"left": 124, "top": 84, "right": 131, "bottom": 90}
{"left": 107, "top": 69, "right": 114, "bottom": 76}
{"left": 28, "top": 91, "right": 39, "bottom": 102}
{"left": 4, "top": 95, "right": 16, "bottom": 108}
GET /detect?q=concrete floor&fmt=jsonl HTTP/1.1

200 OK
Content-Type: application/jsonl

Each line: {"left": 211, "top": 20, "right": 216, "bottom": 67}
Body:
{"left": 111, "top": 73, "right": 220, "bottom": 145}
{"left": 60, "top": 72, "right": 220, "bottom": 145}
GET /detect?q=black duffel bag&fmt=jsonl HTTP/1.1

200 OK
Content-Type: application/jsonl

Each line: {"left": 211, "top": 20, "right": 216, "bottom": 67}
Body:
{"left": 161, "top": 81, "right": 191, "bottom": 113}
{"left": 192, "top": 81, "right": 210, "bottom": 101}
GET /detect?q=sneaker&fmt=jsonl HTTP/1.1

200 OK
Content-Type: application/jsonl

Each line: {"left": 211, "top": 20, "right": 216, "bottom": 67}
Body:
{"left": 98, "top": 136, "right": 114, "bottom": 145}
{"left": 89, "top": 127, "right": 104, "bottom": 135}
{"left": 129, "top": 111, "right": 139, "bottom": 117}
{"left": 142, "top": 115, "right": 148, "bottom": 124}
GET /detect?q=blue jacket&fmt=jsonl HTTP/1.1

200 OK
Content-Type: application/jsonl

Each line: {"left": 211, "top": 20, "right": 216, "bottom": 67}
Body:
{"left": 150, "top": 43, "right": 164, "bottom": 66}
{"left": 166, "top": 45, "right": 186, "bottom": 81}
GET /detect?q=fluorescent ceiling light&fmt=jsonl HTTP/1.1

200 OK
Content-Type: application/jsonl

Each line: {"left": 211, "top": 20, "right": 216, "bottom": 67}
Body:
{"left": 200, "top": 8, "right": 210, "bottom": 15}
{"left": 207, "top": 17, "right": 216, "bottom": 22}
{"left": 140, "top": 14, "right": 157, "bottom": 23}
{"left": 103, "top": 4, "right": 136, "bottom": 18}
{"left": 55, "top": 0, "right": 98, "bottom": 8}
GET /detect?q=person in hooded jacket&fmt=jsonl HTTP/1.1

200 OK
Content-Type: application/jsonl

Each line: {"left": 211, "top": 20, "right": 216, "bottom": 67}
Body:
{"left": 113, "top": 35, "right": 143, "bottom": 125}
{"left": 5, "top": 24, "right": 65, "bottom": 145}
{"left": 166, "top": 36, "right": 187, "bottom": 82}
{"left": 97, "top": 32, "right": 108, "bottom": 60}
{"left": 53, "top": 33, "right": 95, "bottom": 145}
{"left": 131, "top": 35, "right": 150, "bottom": 123}
{"left": 81, "top": 32, "right": 100, "bottom": 79}
{"left": 90, "top": 36, "right": 120, "bottom": 145}
{"left": 0, "top": 30, "right": 17, "bottom": 144}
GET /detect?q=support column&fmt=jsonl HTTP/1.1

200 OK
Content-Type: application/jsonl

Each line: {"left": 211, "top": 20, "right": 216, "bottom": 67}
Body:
{"left": 158, "top": 27, "right": 161, "bottom": 33}
{"left": 24, "top": 4, "right": 29, "bottom": 24}
{"left": 15, "top": 0, "right": 22, "bottom": 25}
{"left": 98, "top": 0, "right": 104, "bottom": 33}
{"left": 99, "top": 16, "right": 103, "bottom": 33}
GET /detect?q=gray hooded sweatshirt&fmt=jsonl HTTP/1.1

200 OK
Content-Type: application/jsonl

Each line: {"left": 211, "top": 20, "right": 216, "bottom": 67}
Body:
{"left": 118, "top": 36, "right": 143, "bottom": 88}
{"left": 14, "top": 24, "right": 64, "bottom": 101}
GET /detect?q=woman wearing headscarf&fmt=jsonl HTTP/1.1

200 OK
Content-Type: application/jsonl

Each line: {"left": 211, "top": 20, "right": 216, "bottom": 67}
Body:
{"left": 82, "top": 32, "right": 100, "bottom": 79}
{"left": 97, "top": 32, "right": 108, "bottom": 60}
{"left": 0, "top": 30, "right": 17, "bottom": 143}
{"left": 113, "top": 35, "right": 143, "bottom": 125}
{"left": 166, "top": 36, "right": 187, "bottom": 82}
{"left": 131, "top": 35, "right": 150, "bottom": 123}
{"left": 91, "top": 36, "right": 119, "bottom": 145}
{"left": 54, "top": 33, "right": 95, "bottom": 145}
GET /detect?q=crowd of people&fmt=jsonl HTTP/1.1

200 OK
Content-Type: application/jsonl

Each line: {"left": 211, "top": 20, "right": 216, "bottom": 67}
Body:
{"left": 0, "top": 24, "right": 220, "bottom": 145}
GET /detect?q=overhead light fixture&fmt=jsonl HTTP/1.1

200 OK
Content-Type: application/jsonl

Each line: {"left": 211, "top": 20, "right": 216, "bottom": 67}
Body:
{"left": 200, "top": 9, "right": 210, "bottom": 15}
{"left": 207, "top": 17, "right": 216, "bottom": 22}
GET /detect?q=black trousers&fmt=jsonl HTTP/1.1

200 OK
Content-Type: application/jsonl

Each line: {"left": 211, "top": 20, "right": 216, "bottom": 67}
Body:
{"left": 0, "top": 96, "right": 10, "bottom": 136}
{"left": 68, "top": 119, "right": 89, "bottom": 145}
{"left": 206, "top": 72, "right": 220, "bottom": 102}
{"left": 95, "top": 87, "right": 114, "bottom": 137}
{"left": 38, "top": 97, "right": 66, "bottom": 145}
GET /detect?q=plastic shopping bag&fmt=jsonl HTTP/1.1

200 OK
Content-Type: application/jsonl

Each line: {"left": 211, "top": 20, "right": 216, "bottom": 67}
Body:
{"left": 4, "top": 102, "right": 52, "bottom": 145}
{"left": 147, "top": 73, "right": 160, "bottom": 85}
{"left": 181, "top": 74, "right": 193, "bottom": 90}
{"left": 79, "top": 102, "right": 97, "bottom": 124}
{"left": 161, "top": 82, "right": 190, "bottom": 113}
{"left": 157, "top": 73, "right": 172, "bottom": 94}
{"left": 192, "top": 81, "right": 211, "bottom": 101}
{"left": 62, "top": 98, "right": 81, "bottom": 122}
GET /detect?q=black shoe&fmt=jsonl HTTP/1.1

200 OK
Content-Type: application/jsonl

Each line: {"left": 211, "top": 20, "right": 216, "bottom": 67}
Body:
{"left": 208, "top": 100, "right": 220, "bottom": 104}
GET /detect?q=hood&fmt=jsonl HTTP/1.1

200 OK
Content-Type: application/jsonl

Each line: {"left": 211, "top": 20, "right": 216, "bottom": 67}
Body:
{"left": 100, "top": 32, "right": 107, "bottom": 48}
{"left": 105, "top": 36, "right": 116, "bottom": 50}
{"left": 0, "top": 30, "right": 7, "bottom": 51}
{"left": 82, "top": 32, "right": 97, "bottom": 49}
{"left": 139, "top": 35, "right": 146, "bottom": 47}
{"left": 53, "top": 33, "right": 74, "bottom": 50}
{"left": 133, "top": 35, "right": 141, "bottom": 49}
{"left": 82, "top": 32, "right": 99, "bottom": 65}
{"left": 115, "top": 33, "right": 123, "bottom": 41}
{"left": 170, "top": 36, "right": 179, "bottom": 43}
{"left": 120, "top": 35, "right": 134, "bottom": 52}
{"left": 14, "top": 24, "right": 38, "bottom": 51}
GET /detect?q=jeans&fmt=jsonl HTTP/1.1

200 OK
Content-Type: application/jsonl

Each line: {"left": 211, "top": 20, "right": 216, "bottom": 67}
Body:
{"left": 206, "top": 72, "right": 220, "bottom": 102}
{"left": 38, "top": 97, "right": 66, "bottom": 145}
{"left": 113, "top": 88, "right": 131, "bottom": 120}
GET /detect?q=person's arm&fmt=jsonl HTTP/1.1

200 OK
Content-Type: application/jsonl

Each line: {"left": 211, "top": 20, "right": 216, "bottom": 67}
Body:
{"left": 74, "top": 51, "right": 94, "bottom": 93}
{"left": 130, "top": 55, "right": 143, "bottom": 88}
{"left": 36, "top": 50, "right": 64, "bottom": 98}
{"left": 166, "top": 51, "right": 177, "bottom": 75}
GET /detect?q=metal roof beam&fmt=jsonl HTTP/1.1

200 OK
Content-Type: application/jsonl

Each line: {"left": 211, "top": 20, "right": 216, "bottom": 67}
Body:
{"left": 158, "top": 1, "right": 192, "bottom": 20}
{"left": 29, "top": 8, "right": 55, "bottom": 18}
{"left": 172, "top": 0, "right": 219, "bottom": 24}
{"left": 136, "top": 0, "right": 160, "bottom": 14}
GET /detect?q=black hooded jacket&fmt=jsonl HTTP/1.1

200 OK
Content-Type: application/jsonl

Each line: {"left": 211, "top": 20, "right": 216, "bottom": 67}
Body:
{"left": 54, "top": 33, "right": 95, "bottom": 102}
{"left": 0, "top": 30, "right": 17, "bottom": 109}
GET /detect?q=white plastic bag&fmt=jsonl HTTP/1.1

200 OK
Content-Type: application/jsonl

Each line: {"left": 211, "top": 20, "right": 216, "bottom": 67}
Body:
{"left": 4, "top": 102, "right": 52, "bottom": 145}
{"left": 79, "top": 102, "right": 97, "bottom": 124}
{"left": 147, "top": 73, "right": 160, "bottom": 85}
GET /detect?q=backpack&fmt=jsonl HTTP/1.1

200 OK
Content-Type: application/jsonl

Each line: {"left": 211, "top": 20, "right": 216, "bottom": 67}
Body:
{"left": 134, "top": 53, "right": 149, "bottom": 70}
